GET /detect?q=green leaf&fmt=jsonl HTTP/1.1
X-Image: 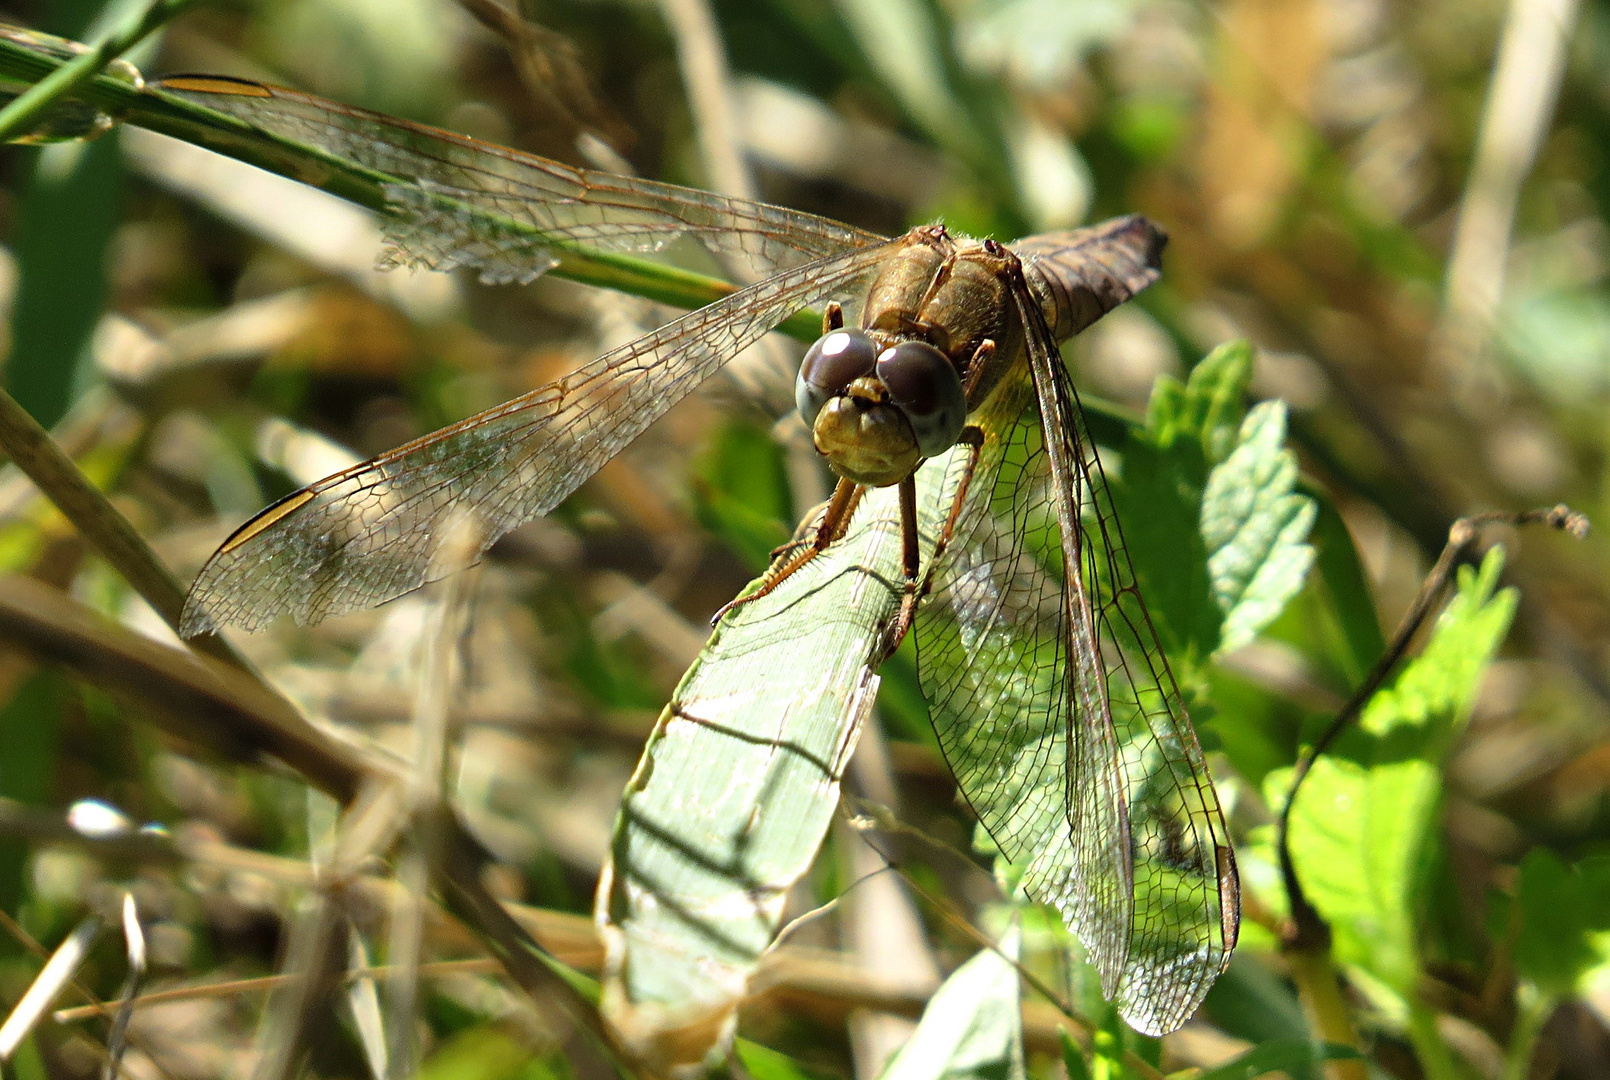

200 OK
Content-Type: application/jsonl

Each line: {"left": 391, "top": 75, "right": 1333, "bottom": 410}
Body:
{"left": 1120, "top": 339, "right": 1317, "bottom": 673}
{"left": 1201, "top": 955, "right": 1313, "bottom": 1062}
{"left": 417, "top": 1026, "right": 568, "bottom": 1080}
{"left": 881, "top": 929, "right": 1025, "bottom": 1080}
{"left": 1279, "top": 548, "right": 1518, "bottom": 998}
{"left": 1154, "top": 339, "right": 1253, "bottom": 464}
{"left": 1305, "top": 490, "right": 1385, "bottom": 685}
{"left": 598, "top": 453, "right": 955, "bottom": 1073}
{"left": 1191, "top": 1039, "right": 1361, "bottom": 1080}
{"left": 1088, "top": 1006, "right": 1134, "bottom": 1080}
{"left": 0, "top": 28, "right": 827, "bottom": 342}
{"left": 1118, "top": 340, "right": 1253, "bottom": 669}
{"left": 735, "top": 1040, "right": 844, "bottom": 1080}
{"left": 1513, "top": 850, "right": 1610, "bottom": 999}
{"left": 1202, "top": 402, "right": 1317, "bottom": 656}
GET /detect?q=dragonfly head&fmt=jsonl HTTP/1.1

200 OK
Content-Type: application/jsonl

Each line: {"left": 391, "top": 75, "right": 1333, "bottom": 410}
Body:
{"left": 796, "top": 329, "right": 967, "bottom": 487}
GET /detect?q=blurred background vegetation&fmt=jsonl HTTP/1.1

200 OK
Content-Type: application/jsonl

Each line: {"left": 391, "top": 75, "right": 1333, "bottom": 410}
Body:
{"left": 0, "top": 0, "right": 1604, "bottom": 1077}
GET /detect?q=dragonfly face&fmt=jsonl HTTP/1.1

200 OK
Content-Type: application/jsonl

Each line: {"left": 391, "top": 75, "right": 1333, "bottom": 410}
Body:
{"left": 795, "top": 227, "right": 1019, "bottom": 487}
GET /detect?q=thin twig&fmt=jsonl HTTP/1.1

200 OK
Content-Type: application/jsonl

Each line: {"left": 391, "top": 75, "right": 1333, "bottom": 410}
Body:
{"left": 389, "top": 515, "right": 481, "bottom": 1077}
{"left": 1275, "top": 504, "right": 1588, "bottom": 1080}
{"left": 0, "top": 577, "right": 626, "bottom": 1070}
{"left": 102, "top": 893, "right": 146, "bottom": 1080}
{"left": 0, "top": 917, "right": 102, "bottom": 1059}
{"left": 0, "top": 575, "right": 371, "bottom": 798}
{"left": 53, "top": 959, "right": 504, "bottom": 1025}
{"left": 1277, "top": 503, "right": 1588, "bottom": 948}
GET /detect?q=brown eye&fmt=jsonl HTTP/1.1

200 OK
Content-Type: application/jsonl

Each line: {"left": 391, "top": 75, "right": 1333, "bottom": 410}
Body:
{"left": 796, "top": 329, "right": 878, "bottom": 425}
{"left": 875, "top": 340, "right": 967, "bottom": 457}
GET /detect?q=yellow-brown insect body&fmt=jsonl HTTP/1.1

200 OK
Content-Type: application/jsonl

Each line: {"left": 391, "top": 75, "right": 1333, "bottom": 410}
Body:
{"left": 809, "top": 227, "right": 1023, "bottom": 487}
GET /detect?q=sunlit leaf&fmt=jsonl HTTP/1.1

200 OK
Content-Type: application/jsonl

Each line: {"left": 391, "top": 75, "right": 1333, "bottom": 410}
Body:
{"left": 879, "top": 928, "right": 1024, "bottom": 1080}
{"left": 1512, "top": 849, "right": 1610, "bottom": 999}
{"left": 1277, "top": 548, "right": 1517, "bottom": 998}
{"left": 1202, "top": 402, "right": 1316, "bottom": 656}
{"left": 736, "top": 1039, "right": 844, "bottom": 1080}
{"left": 1118, "top": 339, "right": 1260, "bottom": 669}
{"left": 417, "top": 1025, "right": 566, "bottom": 1080}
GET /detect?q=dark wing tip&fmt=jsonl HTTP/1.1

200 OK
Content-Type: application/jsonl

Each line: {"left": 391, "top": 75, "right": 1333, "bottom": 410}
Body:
{"left": 1013, "top": 214, "right": 1171, "bottom": 341}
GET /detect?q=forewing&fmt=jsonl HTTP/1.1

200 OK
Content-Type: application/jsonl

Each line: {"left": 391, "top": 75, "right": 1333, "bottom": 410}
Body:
{"left": 913, "top": 358, "right": 1134, "bottom": 1009}
{"left": 180, "top": 241, "right": 896, "bottom": 635}
{"left": 157, "top": 77, "right": 885, "bottom": 284}
{"left": 913, "top": 217, "right": 1237, "bottom": 1035}
{"left": 1016, "top": 277, "right": 1239, "bottom": 1034}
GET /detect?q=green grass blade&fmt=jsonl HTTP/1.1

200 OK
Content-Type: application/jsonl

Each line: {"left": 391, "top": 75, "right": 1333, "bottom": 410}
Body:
{"left": 0, "top": 0, "right": 196, "bottom": 142}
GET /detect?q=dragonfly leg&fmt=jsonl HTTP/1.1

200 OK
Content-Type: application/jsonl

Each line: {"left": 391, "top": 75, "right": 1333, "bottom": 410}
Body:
{"left": 823, "top": 300, "right": 844, "bottom": 333}
{"left": 961, "top": 339, "right": 994, "bottom": 401}
{"left": 712, "top": 477, "right": 863, "bottom": 624}
{"left": 879, "top": 425, "right": 986, "bottom": 658}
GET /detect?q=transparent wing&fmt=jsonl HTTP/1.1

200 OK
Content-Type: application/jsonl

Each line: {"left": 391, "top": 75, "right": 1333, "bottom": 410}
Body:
{"left": 913, "top": 237, "right": 1237, "bottom": 1036}
{"left": 1017, "top": 274, "right": 1238, "bottom": 1033}
{"left": 156, "top": 76, "right": 884, "bottom": 284}
{"left": 180, "top": 240, "right": 897, "bottom": 635}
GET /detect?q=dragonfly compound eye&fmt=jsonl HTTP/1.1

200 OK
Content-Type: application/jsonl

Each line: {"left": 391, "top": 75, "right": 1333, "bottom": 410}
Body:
{"left": 796, "top": 329, "right": 878, "bottom": 425}
{"left": 875, "top": 340, "right": 967, "bottom": 457}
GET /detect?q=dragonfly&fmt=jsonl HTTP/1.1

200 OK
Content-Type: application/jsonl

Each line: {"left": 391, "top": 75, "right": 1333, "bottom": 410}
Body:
{"left": 162, "top": 75, "right": 1239, "bottom": 1034}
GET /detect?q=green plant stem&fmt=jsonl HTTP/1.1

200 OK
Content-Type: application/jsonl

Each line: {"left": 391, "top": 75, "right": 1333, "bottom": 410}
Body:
{"left": 1503, "top": 982, "right": 1555, "bottom": 1080}
{"left": 0, "top": 29, "right": 824, "bottom": 340}
{"left": 1284, "top": 949, "right": 1366, "bottom": 1080}
{"left": 0, "top": 0, "right": 196, "bottom": 143}
{"left": 1406, "top": 1002, "right": 1460, "bottom": 1080}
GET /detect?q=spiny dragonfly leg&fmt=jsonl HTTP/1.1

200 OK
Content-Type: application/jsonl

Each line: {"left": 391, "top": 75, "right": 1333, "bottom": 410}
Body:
{"left": 879, "top": 424, "right": 985, "bottom": 659}
{"left": 712, "top": 477, "right": 863, "bottom": 624}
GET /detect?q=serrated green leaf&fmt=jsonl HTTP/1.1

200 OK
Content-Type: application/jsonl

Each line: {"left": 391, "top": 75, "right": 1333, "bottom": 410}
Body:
{"left": 1279, "top": 548, "right": 1518, "bottom": 998}
{"left": 1202, "top": 402, "right": 1317, "bottom": 656}
{"left": 1118, "top": 342, "right": 1252, "bottom": 669}
{"left": 1120, "top": 340, "right": 1311, "bottom": 672}
{"left": 1514, "top": 850, "right": 1610, "bottom": 999}
{"left": 880, "top": 929, "right": 1025, "bottom": 1080}
{"left": 1185, "top": 340, "right": 1255, "bottom": 464}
